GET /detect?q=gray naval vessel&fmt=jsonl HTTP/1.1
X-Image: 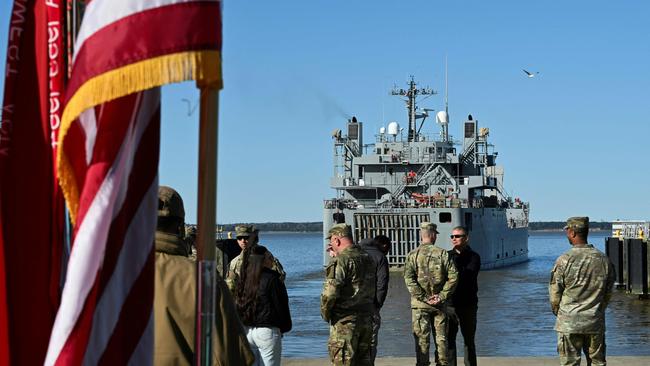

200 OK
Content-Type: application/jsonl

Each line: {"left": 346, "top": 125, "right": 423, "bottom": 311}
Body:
{"left": 323, "top": 76, "right": 529, "bottom": 269}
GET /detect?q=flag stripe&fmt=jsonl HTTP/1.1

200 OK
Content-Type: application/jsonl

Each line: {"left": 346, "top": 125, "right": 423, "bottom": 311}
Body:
{"left": 127, "top": 311, "right": 154, "bottom": 366}
{"left": 45, "top": 92, "right": 155, "bottom": 365}
{"left": 73, "top": 97, "right": 142, "bottom": 231}
{"left": 68, "top": 2, "right": 222, "bottom": 101}
{"left": 98, "top": 252, "right": 155, "bottom": 366}
{"left": 74, "top": 0, "right": 219, "bottom": 61}
{"left": 96, "top": 94, "right": 160, "bottom": 295}
{"left": 84, "top": 99, "right": 160, "bottom": 364}
{"left": 78, "top": 109, "right": 98, "bottom": 165}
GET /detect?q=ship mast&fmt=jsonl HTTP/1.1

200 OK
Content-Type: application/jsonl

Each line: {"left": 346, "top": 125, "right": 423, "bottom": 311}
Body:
{"left": 391, "top": 76, "right": 435, "bottom": 142}
{"left": 443, "top": 56, "right": 449, "bottom": 142}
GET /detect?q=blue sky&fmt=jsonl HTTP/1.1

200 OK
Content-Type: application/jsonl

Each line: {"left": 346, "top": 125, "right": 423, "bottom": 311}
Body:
{"left": 1, "top": 1, "right": 649, "bottom": 223}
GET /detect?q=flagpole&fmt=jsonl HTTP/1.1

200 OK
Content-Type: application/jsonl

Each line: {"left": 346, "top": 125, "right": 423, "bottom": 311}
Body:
{"left": 195, "top": 87, "right": 219, "bottom": 366}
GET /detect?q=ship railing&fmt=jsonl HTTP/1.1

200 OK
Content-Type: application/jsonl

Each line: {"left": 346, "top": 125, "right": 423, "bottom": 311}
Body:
{"left": 507, "top": 218, "right": 529, "bottom": 229}
{"left": 613, "top": 222, "right": 650, "bottom": 240}
{"left": 324, "top": 199, "right": 361, "bottom": 210}
{"left": 326, "top": 197, "right": 531, "bottom": 211}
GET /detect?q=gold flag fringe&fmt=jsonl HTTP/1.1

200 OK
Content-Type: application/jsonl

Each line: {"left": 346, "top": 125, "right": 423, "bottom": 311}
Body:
{"left": 58, "top": 50, "right": 222, "bottom": 224}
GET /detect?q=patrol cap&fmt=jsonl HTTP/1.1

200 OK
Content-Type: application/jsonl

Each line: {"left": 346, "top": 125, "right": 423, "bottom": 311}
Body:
{"left": 158, "top": 186, "right": 185, "bottom": 219}
{"left": 419, "top": 221, "right": 439, "bottom": 234}
{"left": 235, "top": 224, "right": 255, "bottom": 238}
{"left": 563, "top": 217, "right": 589, "bottom": 233}
{"left": 326, "top": 223, "right": 352, "bottom": 239}
{"left": 185, "top": 225, "right": 197, "bottom": 237}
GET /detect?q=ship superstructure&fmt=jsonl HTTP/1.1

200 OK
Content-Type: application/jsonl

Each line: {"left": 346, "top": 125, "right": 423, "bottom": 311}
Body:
{"left": 323, "top": 76, "right": 529, "bottom": 269}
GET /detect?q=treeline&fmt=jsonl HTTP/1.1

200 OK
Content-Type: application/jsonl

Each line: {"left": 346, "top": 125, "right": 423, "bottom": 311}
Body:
{"left": 216, "top": 221, "right": 612, "bottom": 232}
{"left": 219, "top": 222, "right": 323, "bottom": 232}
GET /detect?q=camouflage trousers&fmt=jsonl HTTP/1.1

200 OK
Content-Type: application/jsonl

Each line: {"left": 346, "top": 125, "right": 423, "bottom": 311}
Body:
{"left": 370, "top": 309, "right": 381, "bottom": 363}
{"left": 557, "top": 332, "right": 606, "bottom": 366}
{"left": 412, "top": 307, "right": 449, "bottom": 366}
{"left": 328, "top": 314, "right": 373, "bottom": 366}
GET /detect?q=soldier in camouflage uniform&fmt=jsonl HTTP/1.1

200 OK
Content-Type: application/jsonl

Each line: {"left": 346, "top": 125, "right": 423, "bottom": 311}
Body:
{"left": 321, "top": 224, "right": 376, "bottom": 366}
{"left": 226, "top": 225, "right": 285, "bottom": 295}
{"left": 549, "top": 217, "right": 615, "bottom": 366}
{"left": 404, "top": 222, "right": 458, "bottom": 366}
{"left": 185, "top": 225, "right": 197, "bottom": 260}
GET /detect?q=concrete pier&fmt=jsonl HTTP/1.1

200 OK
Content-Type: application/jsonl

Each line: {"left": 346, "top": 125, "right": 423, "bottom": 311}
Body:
{"left": 283, "top": 356, "right": 650, "bottom": 366}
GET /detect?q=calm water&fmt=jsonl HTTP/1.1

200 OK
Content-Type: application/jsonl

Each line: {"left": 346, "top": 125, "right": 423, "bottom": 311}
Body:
{"left": 259, "top": 231, "right": 650, "bottom": 358}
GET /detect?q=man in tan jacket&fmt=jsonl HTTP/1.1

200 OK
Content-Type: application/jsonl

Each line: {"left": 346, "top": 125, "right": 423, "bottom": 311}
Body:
{"left": 154, "top": 186, "right": 254, "bottom": 365}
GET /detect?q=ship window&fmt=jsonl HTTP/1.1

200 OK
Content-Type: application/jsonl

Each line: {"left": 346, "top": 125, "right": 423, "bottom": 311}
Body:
{"left": 497, "top": 254, "right": 500, "bottom": 259}
{"left": 376, "top": 148, "right": 381, "bottom": 154}
{"left": 439, "top": 212, "right": 452, "bottom": 223}
{"left": 513, "top": 250, "right": 516, "bottom": 256}
{"left": 348, "top": 124, "right": 359, "bottom": 139}
{"left": 428, "top": 147, "right": 435, "bottom": 153}
{"left": 464, "top": 122, "right": 475, "bottom": 138}
{"left": 505, "top": 252, "right": 508, "bottom": 257}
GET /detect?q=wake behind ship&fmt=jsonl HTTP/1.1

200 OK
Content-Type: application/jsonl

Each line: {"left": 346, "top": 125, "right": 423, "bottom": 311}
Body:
{"left": 323, "top": 76, "right": 529, "bottom": 269}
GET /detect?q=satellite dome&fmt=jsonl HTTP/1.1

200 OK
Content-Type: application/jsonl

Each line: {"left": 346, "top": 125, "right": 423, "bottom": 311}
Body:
{"left": 379, "top": 127, "right": 386, "bottom": 134}
{"left": 436, "top": 111, "right": 449, "bottom": 125}
{"left": 387, "top": 122, "right": 400, "bottom": 136}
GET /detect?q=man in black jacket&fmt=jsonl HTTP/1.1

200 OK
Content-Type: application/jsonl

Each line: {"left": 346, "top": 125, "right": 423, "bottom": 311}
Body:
{"left": 360, "top": 234, "right": 391, "bottom": 362}
{"left": 447, "top": 226, "right": 481, "bottom": 366}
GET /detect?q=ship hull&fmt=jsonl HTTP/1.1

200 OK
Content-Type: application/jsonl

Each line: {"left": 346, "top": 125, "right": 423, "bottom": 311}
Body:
{"left": 323, "top": 206, "right": 528, "bottom": 269}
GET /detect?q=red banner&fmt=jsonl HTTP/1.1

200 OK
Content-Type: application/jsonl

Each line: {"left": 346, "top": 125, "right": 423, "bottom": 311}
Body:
{"left": 0, "top": 0, "right": 65, "bottom": 364}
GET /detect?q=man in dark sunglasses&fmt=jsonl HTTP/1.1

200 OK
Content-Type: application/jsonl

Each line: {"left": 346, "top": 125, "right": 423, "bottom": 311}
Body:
{"left": 226, "top": 225, "right": 285, "bottom": 294}
{"left": 447, "top": 226, "right": 481, "bottom": 366}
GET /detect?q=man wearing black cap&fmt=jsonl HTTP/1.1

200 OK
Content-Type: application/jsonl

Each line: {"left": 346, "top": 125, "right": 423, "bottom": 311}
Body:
{"left": 549, "top": 216, "right": 615, "bottom": 366}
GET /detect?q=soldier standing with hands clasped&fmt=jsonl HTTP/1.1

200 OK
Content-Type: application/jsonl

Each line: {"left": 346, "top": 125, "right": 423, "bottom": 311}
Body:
{"left": 321, "top": 224, "right": 376, "bottom": 366}
{"left": 404, "top": 222, "right": 458, "bottom": 366}
{"left": 549, "top": 216, "right": 615, "bottom": 366}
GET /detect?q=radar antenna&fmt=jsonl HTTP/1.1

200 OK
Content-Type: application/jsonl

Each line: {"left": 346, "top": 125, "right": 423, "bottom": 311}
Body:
{"left": 391, "top": 76, "right": 436, "bottom": 142}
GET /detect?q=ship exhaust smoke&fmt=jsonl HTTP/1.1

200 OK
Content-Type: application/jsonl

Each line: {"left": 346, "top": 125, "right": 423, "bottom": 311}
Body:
{"left": 311, "top": 88, "right": 351, "bottom": 122}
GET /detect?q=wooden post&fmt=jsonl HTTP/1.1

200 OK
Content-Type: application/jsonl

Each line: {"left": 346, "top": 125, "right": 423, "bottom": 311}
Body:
{"left": 194, "top": 87, "right": 219, "bottom": 366}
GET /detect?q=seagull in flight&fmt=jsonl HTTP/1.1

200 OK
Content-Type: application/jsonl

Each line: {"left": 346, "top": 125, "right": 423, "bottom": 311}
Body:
{"left": 522, "top": 69, "right": 540, "bottom": 78}
{"left": 181, "top": 98, "right": 198, "bottom": 116}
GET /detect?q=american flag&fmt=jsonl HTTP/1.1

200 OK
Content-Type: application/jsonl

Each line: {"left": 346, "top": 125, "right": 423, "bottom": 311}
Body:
{"left": 45, "top": 0, "right": 222, "bottom": 364}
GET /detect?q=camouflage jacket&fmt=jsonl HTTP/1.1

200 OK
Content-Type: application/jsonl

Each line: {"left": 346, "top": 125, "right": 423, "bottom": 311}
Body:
{"left": 404, "top": 242, "right": 458, "bottom": 309}
{"left": 549, "top": 244, "right": 615, "bottom": 333}
{"left": 226, "top": 249, "right": 286, "bottom": 295}
{"left": 320, "top": 245, "right": 376, "bottom": 323}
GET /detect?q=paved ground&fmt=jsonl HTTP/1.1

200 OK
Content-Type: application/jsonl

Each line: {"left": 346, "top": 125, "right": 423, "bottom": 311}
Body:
{"left": 283, "top": 356, "right": 650, "bottom": 365}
